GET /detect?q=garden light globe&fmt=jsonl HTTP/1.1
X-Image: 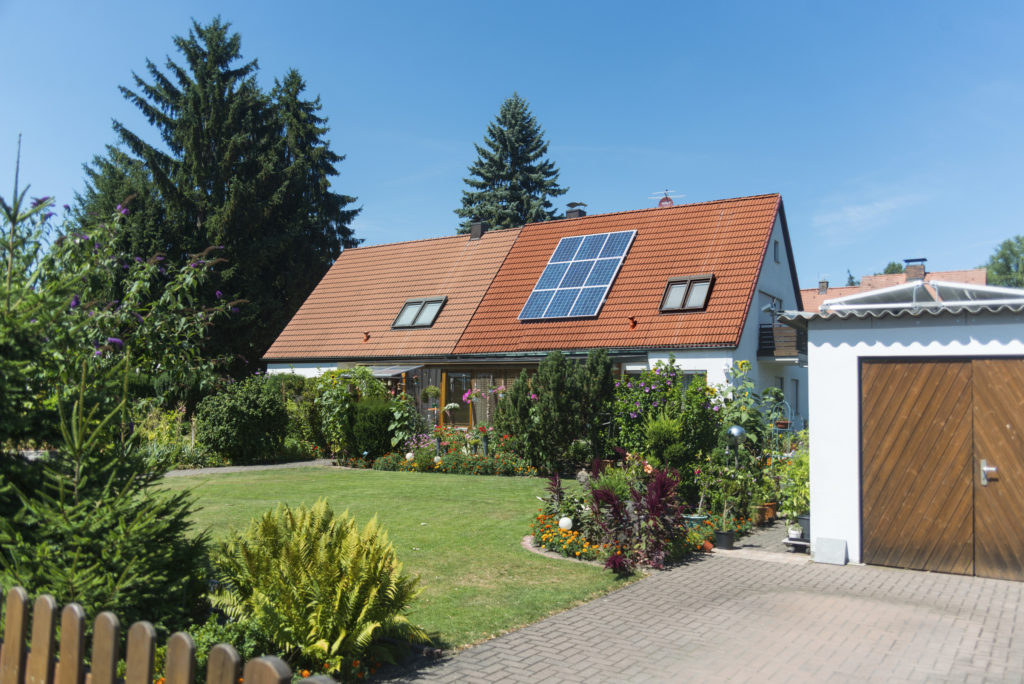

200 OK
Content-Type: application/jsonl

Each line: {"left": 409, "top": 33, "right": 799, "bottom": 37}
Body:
{"left": 406, "top": 452, "right": 415, "bottom": 461}
{"left": 558, "top": 517, "right": 573, "bottom": 531}
{"left": 433, "top": 455, "right": 441, "bottom": 464}
{"left": 727, "top": 425, "right": 747, "bottom": 446}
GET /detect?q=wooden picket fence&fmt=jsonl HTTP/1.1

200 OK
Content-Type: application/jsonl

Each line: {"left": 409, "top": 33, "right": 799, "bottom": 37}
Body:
{"left": 0, "top": 587, "right": 335, "bottom": 684}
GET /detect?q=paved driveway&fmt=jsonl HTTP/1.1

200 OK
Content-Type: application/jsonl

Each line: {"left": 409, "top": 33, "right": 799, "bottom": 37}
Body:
{"left": 387, "top": 545, "right": 1024, "bottom": 683}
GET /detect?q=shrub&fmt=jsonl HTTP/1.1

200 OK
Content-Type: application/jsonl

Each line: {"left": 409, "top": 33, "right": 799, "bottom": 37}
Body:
{"left": 195, "top": 376, "right": 289, "bottom": 464}
{"left": 678, "top": 375, "right": 720, "bottom": 462}
{"left": 494, "top": 349, "right": 613, "bottom": 473}
{"left": 211, "top": 499, "right": 428, "bottom": 677}
{"left": 613, "top": 359, "right": 688, "bottom": 454}
{"left": 350, "top": 399, "right": 394, "bottom": 459}
{"left": 643, "top": 410, "right": 681, "bottom": 465}
{"left": 779, "top": 432, "right": 810, "bottom": 521}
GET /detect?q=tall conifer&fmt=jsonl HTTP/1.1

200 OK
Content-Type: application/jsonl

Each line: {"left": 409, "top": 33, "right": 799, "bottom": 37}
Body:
{"left": 455, "top": 93, "right": 567, "bottom": 232}
{"left": 77, "top": 18, "right": 359, "bottom": 374}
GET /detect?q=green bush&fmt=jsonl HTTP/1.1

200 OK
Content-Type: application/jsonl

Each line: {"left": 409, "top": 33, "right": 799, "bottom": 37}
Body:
{"left": 643, "top": 410, "right": 681, "bottom": 465}
{"left": 779, "top": 432, "right": 810, "bottom": 521}
{"left": 678, "top": 375, "right": 720, "bottom": 462}
{"left": 613, "top": 359, "right": 688, "bottom": 454}
{"left": 350, "top": 399, "right": 394, "bottom": 459}
{"left": 211, "top": 499, "right": 428, "bottom": 677}
{"left": 195, "top": 376, "right": 289, "bottom": 464}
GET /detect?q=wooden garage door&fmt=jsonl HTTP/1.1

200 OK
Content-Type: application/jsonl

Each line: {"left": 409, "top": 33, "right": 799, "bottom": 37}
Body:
{"left": 861, "top": 360, "right": 974, "bottom": 574}
{"left": 973, "top": 360, "right": 1024, "bottom": 580}
{"left": 861, "top": 358, "right": 1024, "bottom": 580}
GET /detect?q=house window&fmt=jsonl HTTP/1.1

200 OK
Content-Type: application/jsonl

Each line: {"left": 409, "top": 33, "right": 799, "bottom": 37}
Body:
{"left": 660, "top": 275, "right": 714, "bottom": 312}
{"left": 392, "top": 297, "right": 447, "bottom": 328}
{"left": 774, "top": 240, "right": 780, "bottom": 263}
{"left": 791, "top": 378, "right": 800, "bottom": 413}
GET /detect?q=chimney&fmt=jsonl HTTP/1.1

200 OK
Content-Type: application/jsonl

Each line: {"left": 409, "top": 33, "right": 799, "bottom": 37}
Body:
{"left": 566, "top": 208, "right": 587, "bottom": 219}
{"left": 469, "top": 221, "right": 489, "bottom": 240}
{"left": 904, "top": 258, "right": 926, "bottom": 281}
{"left": 818, "top": 279, "right": 829, "bottom": 294}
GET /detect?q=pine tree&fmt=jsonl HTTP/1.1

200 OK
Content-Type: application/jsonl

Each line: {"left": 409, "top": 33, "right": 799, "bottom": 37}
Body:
{"left": 455, "top": 93, "right": 568, "bottom": 232}
{"left": 76, "top": 18, "right": 360, "bottom": 374}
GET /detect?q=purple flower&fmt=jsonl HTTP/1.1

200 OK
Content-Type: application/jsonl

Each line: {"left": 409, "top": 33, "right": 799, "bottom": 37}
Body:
{"left": 230, "top": 306, "right": 239, "bottom": 313}
{"left": 626, "top": 383, "right": 632, "bottom": 389}
{"left": 190, "top": 261, "right": 203, "bottom": 268}
{"left": 529, "top": 393, "right": 539, "bottom": 401}
{"left": 713, "top": 406, "right": 720, "bottom": 412}
{"left": 30, "top": 196, "right": 51, "bottom": 208}
{"left": 634, "top": 401, "right": 641, "bottom": 407}
{"left": 62, "top": 204, "right": 70, "bottom": 212}
{"left": 645, "top": 387, "right": 651, "bottom": 393}
{"left": 135, "top": 256, "right": 143, "bottom": 263}
{"left": 629, "top": 412, "right": 637, "bottom": 418}
{"left": 215, "top": 290, "right": 223, "bottom": 299}
{"left": 70, "top": 294, "right": 80, "bottom": 309}
{"left": 116, "top": 204, "right": 129, "bottom": 216}
{"left": 134, "top": 313, "right": 144, "bottom": 323}
{"left": 107, "top": 337, "right": 123, "bottom": 347}
{"left": 655, "top": 368, "right": 661, "bottom": 374}
{"left": 43, "top": 212, "right": 55, "bottom": 220}
{"left": 94, "top": 350, "right": 103, "bottom": 357}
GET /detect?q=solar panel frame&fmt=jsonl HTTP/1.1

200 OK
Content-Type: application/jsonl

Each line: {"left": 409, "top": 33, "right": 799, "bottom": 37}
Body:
{"left": 518, "top": 230, "right": 636, "bottom": 320}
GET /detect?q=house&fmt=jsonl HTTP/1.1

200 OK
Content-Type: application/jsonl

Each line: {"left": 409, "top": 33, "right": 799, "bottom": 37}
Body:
{"left": 801, "top": 260, "right": 986, "bottom": 312}
{"left": 782, "top": 278, "right": 1024, "bottom": 580}
{"left": 265, "top": 193, "right": 808, "bottom": 426}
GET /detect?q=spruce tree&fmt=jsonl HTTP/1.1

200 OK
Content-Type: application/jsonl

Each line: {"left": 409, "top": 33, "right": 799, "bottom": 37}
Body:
{"left": 455, "top": 93, "right": 568, "bottom": 232}
{"left": 76, "top": 18, "right": 359, "bottom": 374}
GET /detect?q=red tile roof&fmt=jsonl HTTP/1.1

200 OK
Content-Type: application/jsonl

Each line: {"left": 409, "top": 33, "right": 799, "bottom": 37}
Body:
{"left": 263, "top": 229, "right": 520, "bottom": 361}
{"left": 454, "top": 194, "right": 782, "bottom": 354}
{"left": 800, "top": 269, "right": 987, "bottom": 312}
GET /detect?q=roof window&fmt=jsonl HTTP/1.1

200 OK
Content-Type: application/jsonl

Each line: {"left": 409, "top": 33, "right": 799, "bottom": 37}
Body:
{"left": 660, "top": 275, "right": 714, "bottom": 312}
{"left": 392, "top": 297, "right": 447, "bottom": 328}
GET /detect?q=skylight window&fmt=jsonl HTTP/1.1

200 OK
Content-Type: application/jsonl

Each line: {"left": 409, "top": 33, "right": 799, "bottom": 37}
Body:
{"left": 660, "top": 275, "right": 714, "bottom": 312}
{"left": 392, "top": 297, "right": 447, "bottom": 328}
{"left": 519, "top": 230, "right": 636, "bottom": 320}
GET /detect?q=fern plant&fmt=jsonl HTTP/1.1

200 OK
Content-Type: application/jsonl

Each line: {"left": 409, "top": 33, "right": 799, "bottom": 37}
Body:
{"left": 211, "top": 499, "right": 429, "bottom": 675}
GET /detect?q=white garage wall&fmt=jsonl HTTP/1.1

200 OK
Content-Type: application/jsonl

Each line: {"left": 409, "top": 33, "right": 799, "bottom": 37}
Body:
{"left": 808, "top": 310, "right": 1024, "bottom": 563}
{"left": 266, "top": 362, "right": 335, "bottom": 377}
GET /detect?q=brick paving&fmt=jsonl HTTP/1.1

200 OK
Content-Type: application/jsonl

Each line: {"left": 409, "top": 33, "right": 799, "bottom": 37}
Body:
{"left": 384, "top": 534, "right": 1024, "bottom": 683}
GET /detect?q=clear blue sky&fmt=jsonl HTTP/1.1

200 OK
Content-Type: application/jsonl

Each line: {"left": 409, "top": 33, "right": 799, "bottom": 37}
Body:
{"left": 2, "top": 1, "right": 1022, "bottom": 289}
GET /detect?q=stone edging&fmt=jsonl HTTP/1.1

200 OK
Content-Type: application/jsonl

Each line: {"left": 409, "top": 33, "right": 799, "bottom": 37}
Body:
{"left": 520, "top": 535, "right": 608, "bottom": 568}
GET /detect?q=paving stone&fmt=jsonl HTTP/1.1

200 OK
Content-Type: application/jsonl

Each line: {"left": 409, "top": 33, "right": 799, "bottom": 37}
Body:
{"left": 379, "top": 544, "right": 1024, "bottom": 682}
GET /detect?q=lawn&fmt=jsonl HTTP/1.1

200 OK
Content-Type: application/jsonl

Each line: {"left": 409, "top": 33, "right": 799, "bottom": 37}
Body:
{"left": 161, "top": 465, "right": 634, "bottom": 649}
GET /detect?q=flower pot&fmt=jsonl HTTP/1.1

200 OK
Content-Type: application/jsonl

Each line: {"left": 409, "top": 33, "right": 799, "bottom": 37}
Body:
{"left": 713, "top": 529, "right": 735, "bottom": 550}
{"left": 787, "top": 525, "right": 803, "bottom": 540}
{"left": 700, "top": 540, "right": 713, "bottom": 553}
{"left": 796, "top": 514, "right": 811, "bottom": 541}
{"left": 775, "top": 420, "right": 791, "bottom": 430}
{"left": 682, "top": 514, "right": 709, "bottom": 525}
{"left": 765, "top": 502, "right": 778, "bottom": 521}
{"left": 752, "top": 505, "right": 770, "bottom": 526}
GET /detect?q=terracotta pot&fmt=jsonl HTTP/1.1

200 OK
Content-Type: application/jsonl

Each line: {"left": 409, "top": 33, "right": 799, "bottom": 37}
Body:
{"left": 765, "top": 502, "right": 779, "bottom": 521}
{"left": 701, "top": 540, "right": 713, "bottom": 553}
{"left": 752, "top": 505, "right": 770, "bottom": 526}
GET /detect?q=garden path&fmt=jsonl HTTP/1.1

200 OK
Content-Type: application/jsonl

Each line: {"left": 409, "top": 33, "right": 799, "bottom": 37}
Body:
{"left": 383, "top": 538, "right": 1024, "bottom": 683}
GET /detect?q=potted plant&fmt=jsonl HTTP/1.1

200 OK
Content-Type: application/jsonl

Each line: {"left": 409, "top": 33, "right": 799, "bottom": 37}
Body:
{"left": 778, "top": 440, "right": 810, "bottom": 540}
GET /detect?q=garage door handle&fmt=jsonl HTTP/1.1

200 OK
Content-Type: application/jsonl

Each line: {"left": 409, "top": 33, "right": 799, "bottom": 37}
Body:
{"left": 980, "top": 459, "right": 998, "bottom": 486}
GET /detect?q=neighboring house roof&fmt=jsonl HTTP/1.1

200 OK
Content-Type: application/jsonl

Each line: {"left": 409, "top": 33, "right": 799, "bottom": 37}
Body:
{"left": 455, "top": 193, "right": 787, "bottom": 354}
{"left": 263, "top": 228, "right": 520, "bottom": 361}
{"left": 801, "top": 268, "right": 987, "bottom": 312}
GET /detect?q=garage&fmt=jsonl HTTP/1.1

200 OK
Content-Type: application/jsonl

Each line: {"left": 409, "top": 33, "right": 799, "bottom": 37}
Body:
{"left": 860, "top": 358, "right": 1024, "bottom": 580}
{"left": 782, "top": 278, "right": 1024, "bottom": 577}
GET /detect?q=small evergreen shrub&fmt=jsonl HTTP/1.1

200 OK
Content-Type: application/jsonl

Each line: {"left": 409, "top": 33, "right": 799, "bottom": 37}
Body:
{"left": 643, "top": 410, "right": 682, "bottom": 465}
{"left": 211, "top": 499, "right": 428, "bottom": 677}
{"left": 195, "top": 376, "right": 289, "bottom": 464}
{"left": 350, "top": 399, "right": 394, "bottom": 458}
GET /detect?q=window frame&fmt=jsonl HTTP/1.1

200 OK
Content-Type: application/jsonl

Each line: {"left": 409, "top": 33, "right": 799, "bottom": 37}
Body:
{"left": 391, "top": 296, "right": 448, "bottom": 329}
{"left": 659, "top": 275, "right": 715, "bottom": 313}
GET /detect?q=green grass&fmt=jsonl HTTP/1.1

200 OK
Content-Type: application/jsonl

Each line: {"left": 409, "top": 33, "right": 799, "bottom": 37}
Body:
{"left": 161, "top": 465, "right": 634, "bottom": 649}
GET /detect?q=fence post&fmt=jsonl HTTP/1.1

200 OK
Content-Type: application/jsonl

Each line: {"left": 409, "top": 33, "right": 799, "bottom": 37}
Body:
{"left": 242, "top": 655, "right": 291, "bottom": 684}
{"left": 56, "top": 603, "right": 85, "bottom": 684}
{"left": 205, "top": 643, "right": 241, "bottom": 684}
{"left": 26, "top": 594, "right": 57, "bottom": 684}
{"left": 164, "top": 632, "right": 196, "bottom": 684}
{"left": 89, "top": 612, "right": 120, "bottom": 684}
{"left": 1, "top": 586, "right": 29, "bottom": 684}
{"left": 124, "top": 621, "right": 156, "bottom": 684}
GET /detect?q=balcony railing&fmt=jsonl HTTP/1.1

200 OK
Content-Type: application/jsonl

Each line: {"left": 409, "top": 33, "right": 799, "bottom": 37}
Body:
{"left": 758, "top": 324, "right": 807, "bottom": 358}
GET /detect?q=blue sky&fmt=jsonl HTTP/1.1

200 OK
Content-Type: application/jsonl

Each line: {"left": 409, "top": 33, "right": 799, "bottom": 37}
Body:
{"left": 2, "top": 1, "right": 1022, "bottom": 289}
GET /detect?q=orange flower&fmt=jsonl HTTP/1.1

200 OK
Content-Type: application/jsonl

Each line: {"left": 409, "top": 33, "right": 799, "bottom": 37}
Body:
{"left": 301, "top": 671, "right": 310, "bottom": 678}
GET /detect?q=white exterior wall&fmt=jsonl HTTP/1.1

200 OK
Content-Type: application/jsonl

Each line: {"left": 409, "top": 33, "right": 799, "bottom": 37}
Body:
{"left": 266, "top": 362, "right": 336, "bottom": 378}
{"left": 739, "top": 215, "right": 809, "bottom": 424}
{"left": 646, "top": 350, "right": 736, "bottom": 386}
{"left": 807, "top": 311, "right": 1024, "bottom": 564}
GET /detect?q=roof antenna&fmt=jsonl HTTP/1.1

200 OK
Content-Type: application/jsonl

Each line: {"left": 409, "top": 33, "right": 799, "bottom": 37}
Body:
{"left": 648, "top": 189, "right": 685, "bottom": 208}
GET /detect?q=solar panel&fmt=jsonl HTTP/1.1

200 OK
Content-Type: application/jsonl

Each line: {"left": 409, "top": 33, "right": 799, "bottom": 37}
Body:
{"left": 518, "top": 230, "right": 636, "bottom": 320}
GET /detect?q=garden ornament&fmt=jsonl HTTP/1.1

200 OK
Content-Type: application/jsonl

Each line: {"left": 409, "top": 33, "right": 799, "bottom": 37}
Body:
{"left": 558, "top": 517, "right": 573, "bottom": 531}
{"left": 727, "top": 424, "right": 747, "bottom": 446}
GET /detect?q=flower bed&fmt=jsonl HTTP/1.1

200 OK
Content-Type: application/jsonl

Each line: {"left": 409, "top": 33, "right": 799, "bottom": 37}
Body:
{"left": 530, "top": 513, "right": 607, "bottom": 561}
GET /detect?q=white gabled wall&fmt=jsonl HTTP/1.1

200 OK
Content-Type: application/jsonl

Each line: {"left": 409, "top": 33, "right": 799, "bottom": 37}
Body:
{"left": 808, "top": 311, "right": 1024, "bottom": 564}
{"left": 737, "top": 215, "right": 809, "bottom": 424}
{"left": 646, "top": 350, "right": 735, "bottom": 385}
